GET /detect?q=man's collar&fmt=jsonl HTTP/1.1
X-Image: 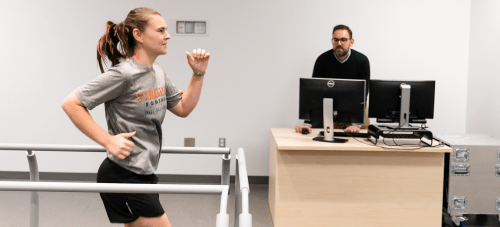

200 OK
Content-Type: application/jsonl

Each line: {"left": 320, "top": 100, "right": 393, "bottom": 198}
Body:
{"left": 333, "top": 49, "right": 351, "bottom": 64}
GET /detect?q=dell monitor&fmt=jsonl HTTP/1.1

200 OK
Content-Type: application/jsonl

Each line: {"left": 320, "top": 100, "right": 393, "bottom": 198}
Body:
{"left": 299, "top": 78, "right": 366, "bottom": 143}
{"left": 368, "top": 80, "right": 435, "bottom": 129}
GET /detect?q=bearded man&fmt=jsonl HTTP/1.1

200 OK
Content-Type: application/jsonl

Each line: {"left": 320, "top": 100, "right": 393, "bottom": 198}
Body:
{"left": 296, "top": 24, "right": 370, "bottom": 133}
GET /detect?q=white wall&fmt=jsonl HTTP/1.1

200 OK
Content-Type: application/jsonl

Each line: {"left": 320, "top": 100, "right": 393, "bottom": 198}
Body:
{"left": 0, "top": 0, "right": 471, "bottom": 176}
{"left": 466, "top": 0, "right": 500, "bottom": 138}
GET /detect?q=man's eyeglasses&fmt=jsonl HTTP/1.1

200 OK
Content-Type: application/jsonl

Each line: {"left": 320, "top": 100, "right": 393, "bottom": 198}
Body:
{"left": 331, "top": 38, "right": 349, "bottom": 44}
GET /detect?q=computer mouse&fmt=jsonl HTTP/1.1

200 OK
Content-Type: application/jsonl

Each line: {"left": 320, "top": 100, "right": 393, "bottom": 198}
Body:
{"left": 302, "top": 128, "right": 309, "bottom": 135}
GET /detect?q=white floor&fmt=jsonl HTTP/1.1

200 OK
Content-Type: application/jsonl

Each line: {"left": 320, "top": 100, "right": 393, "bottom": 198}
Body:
{"left": 0, "top": 183, "right": 273, "bottom": 227}
{"left": 3, "top": 182, "right": 499, "bottom": 227}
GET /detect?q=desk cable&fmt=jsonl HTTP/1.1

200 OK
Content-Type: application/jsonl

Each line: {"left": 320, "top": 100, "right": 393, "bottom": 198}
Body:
{"left": 331, "top": 118, "right": 445, "bottom": 150}
{"left": 340, "top": 129, "right": 446, "bottom": 150}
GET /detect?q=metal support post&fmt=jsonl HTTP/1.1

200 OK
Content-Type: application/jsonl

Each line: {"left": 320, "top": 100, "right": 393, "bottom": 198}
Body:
{"left": 221, "top": 153, "right": 231, "bottom": 188}
{"left": 216, "top": 187, "right": 230, "bottom": 227}
{"left": 26, "top": 150, "right": 39, "bottom": 227}
{"left": 238, "top": 188, "right": 252, "bottom": 227}
{"left": 235, "top": 148, "right": 251, "bottom": 227}
{"left": 235, "top": 157, "right": 241, "bottom": 227}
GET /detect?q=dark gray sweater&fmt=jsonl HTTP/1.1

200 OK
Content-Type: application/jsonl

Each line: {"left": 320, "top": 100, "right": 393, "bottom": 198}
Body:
{"left": 312, "top": 49, "right": 370, "bottom": 94}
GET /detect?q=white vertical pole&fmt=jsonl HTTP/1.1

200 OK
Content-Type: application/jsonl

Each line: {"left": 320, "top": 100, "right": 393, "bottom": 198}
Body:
{"left": 235, "top": 156, "right": 241, "bottom": 227}
{"left": 27, "top": 150, "right": 39, "bottom": 227}
{"left": 238, "top": 188, "right": 252, "bottom": 227}
{"left": 216, "top": 187, "right": 230, "bottom": 227}
{"left": 221, "top": 154, "right": 231, "bottom": 187}
{"left": 236, "top": 148, "right": 251, "bottom": 227}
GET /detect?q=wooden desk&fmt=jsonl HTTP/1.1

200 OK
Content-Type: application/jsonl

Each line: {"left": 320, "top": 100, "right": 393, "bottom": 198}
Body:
{"left": 269, "top": 128, "right": 451, "bottom": 227}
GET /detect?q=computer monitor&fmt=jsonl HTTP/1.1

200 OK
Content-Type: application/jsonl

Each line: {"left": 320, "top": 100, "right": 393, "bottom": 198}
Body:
{"left": 368, "top": 80, "right": 435, "bottom": 129}
{"left": 299, "top": 78, "right": 366, "bottom": 143}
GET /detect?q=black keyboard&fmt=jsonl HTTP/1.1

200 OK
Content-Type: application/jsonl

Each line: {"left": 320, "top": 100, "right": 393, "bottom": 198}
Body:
{"left": 319, "top": 131, "right": 368, "bottom": 138}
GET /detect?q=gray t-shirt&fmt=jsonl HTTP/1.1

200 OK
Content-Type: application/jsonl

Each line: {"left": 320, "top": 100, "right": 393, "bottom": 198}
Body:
{"left": 75, "top": 58, "right": 182, "bottom": 175}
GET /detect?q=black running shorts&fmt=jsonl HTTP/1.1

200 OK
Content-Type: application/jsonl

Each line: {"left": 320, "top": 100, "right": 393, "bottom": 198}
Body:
{"left": 96, "top": 158, "right": 165, "bottom": 223}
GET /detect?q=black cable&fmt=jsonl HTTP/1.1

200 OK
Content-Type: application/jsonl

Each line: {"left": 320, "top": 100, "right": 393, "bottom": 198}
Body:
{"left": 382, "top": 118, "right": 436, "bottom": 148}
{"left": 384, "top": 118, "right": 406, "bottom": 147}
{"left": 342, "top": 128, "right": 444, "bottom": 150}
{"left": 350, "top": 130, "right": 443, "bottom": 150}
{"left": 333, "top": 118, "right": 445, "bottom": 150}
{"left": 361, "top": 135, "right": 444, "bottom": 150}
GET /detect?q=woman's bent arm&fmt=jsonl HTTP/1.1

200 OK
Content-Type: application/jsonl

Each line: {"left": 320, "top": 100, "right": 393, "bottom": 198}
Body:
{"left": 61, "top": 91, "right": 134, "bottom": 160}
{"left": 169, "top": 75, "right": 204, "bottom": 118}
{"left": 168, "top": 49, "right": 210, "bottom": 117}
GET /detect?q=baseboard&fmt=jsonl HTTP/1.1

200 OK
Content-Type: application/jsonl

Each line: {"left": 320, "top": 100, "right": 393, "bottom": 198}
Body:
{"left": 0, "top": 171, "right": 269, "bottom": 184}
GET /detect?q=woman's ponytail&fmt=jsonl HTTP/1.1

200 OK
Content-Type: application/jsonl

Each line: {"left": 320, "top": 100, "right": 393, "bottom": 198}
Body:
{"left": 97, "top": 21, "right": 124, "bottom": 73}
{"left": 96, "top": 8, "right": 161, "bottom": 73}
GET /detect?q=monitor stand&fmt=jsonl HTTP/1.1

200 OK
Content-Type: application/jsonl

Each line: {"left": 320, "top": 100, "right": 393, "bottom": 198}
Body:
{"left": 398, "top": 83, "right": 420, "bottom": 130}
{"left": 313, "top": 98, "right": 348, "bottom": 143}
{"left": 367, "top": 124, "right": 434, "bottom": 146}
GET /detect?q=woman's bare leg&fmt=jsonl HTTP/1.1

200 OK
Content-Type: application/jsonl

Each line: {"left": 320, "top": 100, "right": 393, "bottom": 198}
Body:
{"left": 124, "top": 214, "right": 171, "bottom": 227}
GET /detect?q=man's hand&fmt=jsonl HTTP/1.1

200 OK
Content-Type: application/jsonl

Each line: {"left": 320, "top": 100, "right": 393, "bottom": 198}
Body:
{"left": 295, "top": 125, "right": 312, "bottom": 133}
{"left": 344, "top": 126, "right": 360, "bottom": 133}
{"left": 105, "top": 131, "right": 136, "bottom": 160}
{"left": 186, "top": 49, "right": 210, "bottom": 74}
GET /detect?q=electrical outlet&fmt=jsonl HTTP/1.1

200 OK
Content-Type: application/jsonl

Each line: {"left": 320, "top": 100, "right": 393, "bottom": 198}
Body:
{"left": 219, "top": 138, "right": 226, "bottom": 147}
{"left": 184, "top": 138, "right": 195, "bottom": 147}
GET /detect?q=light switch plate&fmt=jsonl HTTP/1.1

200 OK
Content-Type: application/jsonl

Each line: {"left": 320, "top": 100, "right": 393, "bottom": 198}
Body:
{"left": 170, "top": 19, "right": 210, "bottom": 36}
